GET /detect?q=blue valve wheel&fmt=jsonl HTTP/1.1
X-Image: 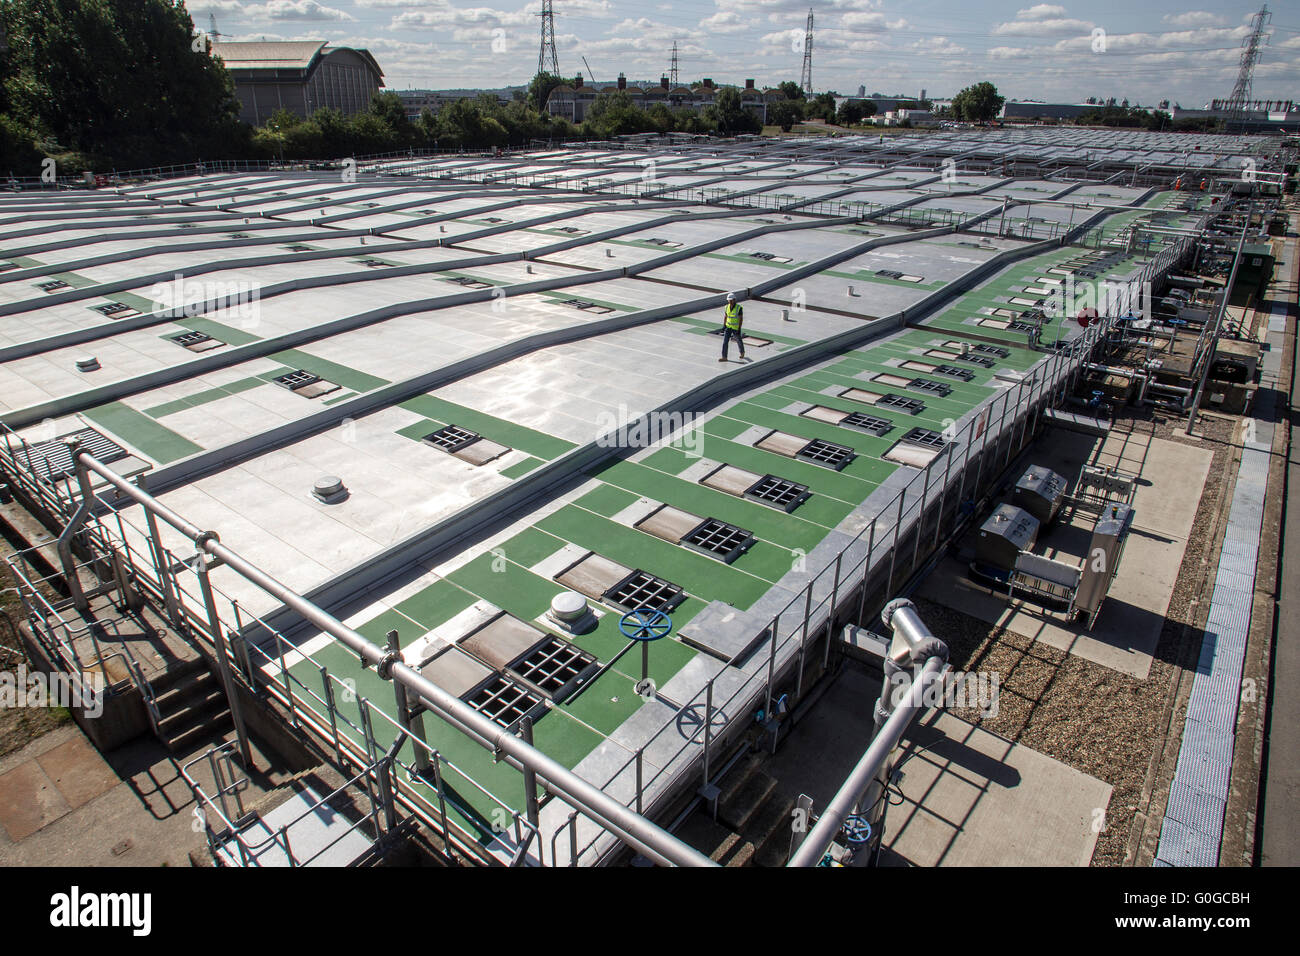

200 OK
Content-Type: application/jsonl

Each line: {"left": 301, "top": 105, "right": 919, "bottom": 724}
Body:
{"left": 841, "top": 814, "right": 873, "bottom": 846}
{"left": 619, "top": 607, "right": 672, "bottom": 641}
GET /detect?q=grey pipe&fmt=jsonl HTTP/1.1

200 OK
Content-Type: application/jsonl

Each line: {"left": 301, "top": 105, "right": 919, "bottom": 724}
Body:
{"left": 72, "top": 450, "right": 716, "bottom": 868}
{"left": 788, "top": 600, "right": 948, "bottom": 867}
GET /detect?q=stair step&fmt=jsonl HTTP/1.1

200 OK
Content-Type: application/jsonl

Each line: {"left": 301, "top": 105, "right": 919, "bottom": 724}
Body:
{"left": 157, "top": 686, "right": 226, "bottom": 735}
{"left": 750, "top": 795, "right": 799, "bottom": 867}
{"left": 162, "top": 699, "right": 232, "bottom": 753}
{"left": 718, "top": 769, "right": 778, "bottom": 832}
{"left": 149, "top": 656, "right": 208, "bottom": 696}
{"left": 154, "top": 668, "right": 218, "bottom": 715}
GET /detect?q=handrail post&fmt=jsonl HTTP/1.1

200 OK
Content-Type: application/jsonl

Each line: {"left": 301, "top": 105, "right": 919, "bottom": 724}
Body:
{"left": 195, "top": 546, "right": 252, "bottom": 766}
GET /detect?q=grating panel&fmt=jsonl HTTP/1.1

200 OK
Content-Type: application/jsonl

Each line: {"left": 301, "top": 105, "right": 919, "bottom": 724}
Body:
{"left": 795, "top": 437, "right": 856, "bottom": 470}
{"left": 602, "top": 569, "right": 686, "bottom": 614}
{"left": 933, "top": 364, "right": 975, "bottom": 381}
{"left": 37, "top": 280, "right": 70, "bottom": 292}
{"left": 466, "top": 675, "right": 543, "bottom": 728}
{"left": 445, "top": 275, "right": 491, "bottom": 289}
{"left": 24, "top": 428, "right": 128, "bottom": 483}
{"left": 841, "top": 412, "right": 894, "bottom": 436}
{"left": 680, "top": 518, "right": 754, "bottom": 564}
{"left": 907, "top": 378, "right": 952, "bottom": 396}
{"left": 508, "top": 636, "right": 597, "bottom": 700}
{"left": 559, "top": 298, "right": 615, "bottom": 314}
{"left": 423, "top": 424, "right": 481, "bottom": 453}
{"left": 743, "top": 475, "right": 810, "bottom": 512}
{"left": 877, "top": 394, "right": 925, "bottom": 414}
{"left": 89, "top": 302, "right": 138, "bottom": 319}
{"left": 172, "top": 331, "right": 214, "bottom": 347}
{"left": 273, "top": 369, "right": 321, "bottom": 391}
{"left": 901, "top": 427, "right": 948, "bottom": 449}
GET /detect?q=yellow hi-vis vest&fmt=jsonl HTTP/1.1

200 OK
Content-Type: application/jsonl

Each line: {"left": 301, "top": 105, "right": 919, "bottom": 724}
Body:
{"left": 724, "top": 302, "right": 743, "bottom": 329}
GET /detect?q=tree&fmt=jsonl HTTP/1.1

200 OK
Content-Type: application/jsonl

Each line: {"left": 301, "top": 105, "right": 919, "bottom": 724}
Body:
{"left": 778, "top": 80, "right": 806, "bottom": 101}
{"left": 768, "top": 99, "right": 803, "bottom": 132}
{"left": 803, "top": 91, "right": 838, "bottom": 122}
{"left": 707, "top": 87, "right": 759, "bottom": 135}
{"left": 837, "top": 100, "right": 874, "bottom": 126}
{"left": 950, "top": 81, "right": 1005, "bottom": 124}
{"left": 0, "top": 0, "right": 242, "bottom": 171}
{"left": 528, "top": 72, "right": 565, "bottom": 111}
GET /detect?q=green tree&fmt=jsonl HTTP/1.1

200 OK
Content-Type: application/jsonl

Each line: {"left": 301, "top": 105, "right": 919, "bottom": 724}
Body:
{"left": 528, "top": 71, "right": 565, "bottom": 111}
{"left": 803, "top": 91, "right": 838, "bottom": 122}
{"left": 768, "top": 99, "right": 803, "bottom": 132}
{"left": 950, "top": 81, "right": 1005, "bottom": 124}
{"left": 706, "top": 87, "right": 759, "bottom": 135}
{"left": 0, "top": 0, "right": 242, "bottom": 171}
{"left": 778, "top": 80, "right": 805, "bottom": 101}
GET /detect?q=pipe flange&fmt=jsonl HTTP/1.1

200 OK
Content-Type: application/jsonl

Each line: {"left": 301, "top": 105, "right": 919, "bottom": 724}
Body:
{"left": 194, "top": 531, "right": 221, "bottom": 558}
{"left": 376, "top": 648, "right": 402, "bottom": 680}
{"left": 880, "top": 597, "right": 915, "bottom": 629}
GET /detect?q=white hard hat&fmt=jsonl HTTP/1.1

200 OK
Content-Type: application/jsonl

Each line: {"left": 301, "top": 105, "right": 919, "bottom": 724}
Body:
{"left": 726, "top": 292, "right": 736, "bottom": 301}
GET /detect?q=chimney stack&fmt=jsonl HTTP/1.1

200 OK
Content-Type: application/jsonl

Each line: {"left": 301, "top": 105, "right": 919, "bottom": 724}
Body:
{"left": 703, "top": 78, "right": 714, "bottom": 89}
{"left": 575, "top": 74, "right": 583, "bottom": 88}
{"left": 745, "top": 78, "right": 755, "bottom": 90}
{"left": 661, "top": 75, "right": 670, "bottom": 90}
{"left": 617, "top": 73, "right": 626, "bottom": 90}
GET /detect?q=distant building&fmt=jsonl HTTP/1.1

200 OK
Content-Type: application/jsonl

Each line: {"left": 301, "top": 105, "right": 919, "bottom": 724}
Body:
{"left": 1169, "top": 100, "right": 1300, "bottom": 132}
{"left": 1001, "top": 102, "right": 1098, "bottom": 122}
{"left": 212, "top": 40, "right": 384, "bottom": 125}
{"left": 546, "top": 75, "right": 782, "bottom": 124}
{"left": 393, "top": 89, "right": 514, "bottom": 120}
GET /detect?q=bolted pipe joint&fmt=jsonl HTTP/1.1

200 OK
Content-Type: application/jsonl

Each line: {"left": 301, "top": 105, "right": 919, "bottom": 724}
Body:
{"left": 376, "top": 647, "right": 402, "bottom": 680}
{"left": 194, "top": 530, "right": 221, "bottom": 553}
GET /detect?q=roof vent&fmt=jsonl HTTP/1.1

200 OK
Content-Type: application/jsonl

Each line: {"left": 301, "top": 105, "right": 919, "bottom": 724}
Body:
{"left": 547, "top": 590, "right": 597, "bottom": 635}
{"left": 75, "top": 356, "right": 100, "bottom": 372}
{"left": 312, "top": 475, "right": 349, "bottom": 504}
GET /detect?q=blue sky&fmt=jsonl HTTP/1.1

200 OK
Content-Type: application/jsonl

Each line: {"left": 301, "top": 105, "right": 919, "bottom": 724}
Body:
{"left": 184, "top": 1, "right": 1300, "bottom": 106}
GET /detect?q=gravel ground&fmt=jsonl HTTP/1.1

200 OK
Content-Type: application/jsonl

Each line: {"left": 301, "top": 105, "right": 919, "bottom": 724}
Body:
{"left": 913, "top": 404, "right": 1239, "bottom": 867}
{"left": 0, "top": 560, "right": 71, "bottom": 758}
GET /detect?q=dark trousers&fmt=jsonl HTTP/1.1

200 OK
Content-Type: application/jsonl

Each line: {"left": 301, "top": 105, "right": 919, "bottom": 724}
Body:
{"left": 721, "top": 326, "right": 745, "bottom": 359}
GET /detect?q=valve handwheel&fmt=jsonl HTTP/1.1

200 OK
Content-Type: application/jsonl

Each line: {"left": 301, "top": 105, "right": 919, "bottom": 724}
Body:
{"left": 841, "top": 814, "right": 873, "bottom": 846}
{"left": 619, "top": 607, "right": 672, "bottom": 641}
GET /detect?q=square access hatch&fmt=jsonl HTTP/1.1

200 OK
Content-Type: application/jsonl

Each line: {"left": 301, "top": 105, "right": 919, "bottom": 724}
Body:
{"left": 422, "top": 424, "right": 480, "bottom": 453}
{"left": 795, "top": 437, "right": 856, "bottom": 471}
{"left": 273, "top": 369, "right": 321, "bottom": 390}
{"left": 743, "top": 474, "right": 810, "bottom": 513}
{"left": 507, "top": 635, "right": 598, "bottom": 701}
{"left": 841, "top": 412, "right": 894, "bottom": 437}
{"left": 171, "top": 331, "right": 224, "bottom": 352}
{"left": 89, "top": 302, "right": 139, "bottom": 320}
{"left": 272, "top": 369, "right": 339, "bottom": 398}
{"left": 23, "top": 427, "right": 128, "bottom": 483}
{"left": 680, "top": 518, "right": 755, "bottom": 564}
{"left": 602, "top": 568, "right": 687, "bottom": 615}
{"left": 465, "top": 675, "right": 546, "bottom": 730}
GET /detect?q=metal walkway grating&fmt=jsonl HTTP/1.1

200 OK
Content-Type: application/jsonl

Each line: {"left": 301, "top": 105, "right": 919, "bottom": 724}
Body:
{"left": 1155, "top": 430, "right": 1271, "bottom": 867}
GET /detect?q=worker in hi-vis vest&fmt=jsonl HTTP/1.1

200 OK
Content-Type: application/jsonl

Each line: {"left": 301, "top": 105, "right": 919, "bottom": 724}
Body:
{"left": 719, "top": 292, "right": 747, "bottom": 362}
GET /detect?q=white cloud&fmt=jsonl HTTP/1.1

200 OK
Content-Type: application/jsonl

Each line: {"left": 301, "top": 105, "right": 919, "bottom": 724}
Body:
{"left": 994, "top": 18, "right": 1094, "bottom": 37}
{"left": 1016, "top": 4, "right": 1067, "bottom": 20}
{"left": 1162, "top": 11, "right": 1226, "bottom": 28}
{"left": 241, "top": 1, "right": 354, "bottom": 21}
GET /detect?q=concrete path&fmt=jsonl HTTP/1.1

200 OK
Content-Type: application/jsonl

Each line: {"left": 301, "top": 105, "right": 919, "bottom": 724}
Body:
{"left": 0, "top": 722, "right": 283, "bottom": 866}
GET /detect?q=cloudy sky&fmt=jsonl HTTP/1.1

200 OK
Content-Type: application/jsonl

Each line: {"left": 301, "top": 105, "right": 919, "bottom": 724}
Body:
{"left": 184, "top": 0, "right": 1300, "bottom": 106}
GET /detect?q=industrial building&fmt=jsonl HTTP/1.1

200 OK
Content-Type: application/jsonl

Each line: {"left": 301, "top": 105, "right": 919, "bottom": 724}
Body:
{"left": 211, "top": 41, "right": 385, "bottom": 126}
{"left": 0, "top": 128, "right": 1291, "bottom": 869}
